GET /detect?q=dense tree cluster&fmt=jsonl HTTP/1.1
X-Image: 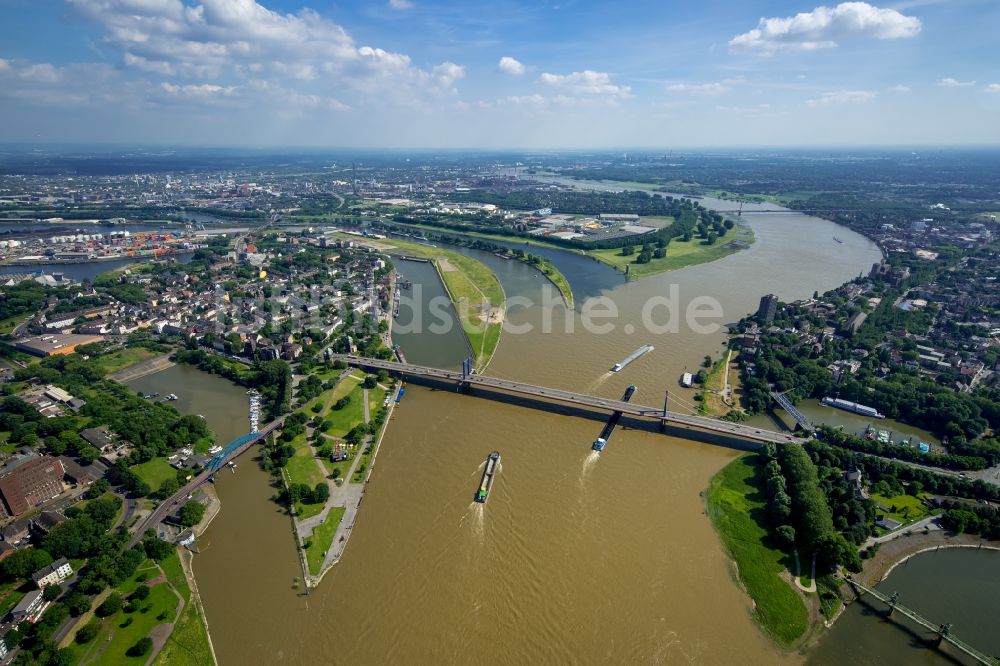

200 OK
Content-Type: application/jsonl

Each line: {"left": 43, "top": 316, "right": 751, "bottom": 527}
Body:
{"left": 287, "top": 482, "right": 329, "bottom": 506}
{"left": 760, "top": 443, "right": 863, "bottom": 574}
{"left": 818, "top": 426, "right": 988, "bottom": 471}
{"left": 804, "top": 440, "right": 1000, "bottom": 503}
{"left": 939, "top": 502, "right": 1000, "bottom": 539}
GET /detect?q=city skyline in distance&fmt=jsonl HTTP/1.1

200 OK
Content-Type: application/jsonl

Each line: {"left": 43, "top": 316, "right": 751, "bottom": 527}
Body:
{"left": 1, "top": 0, "right": 998, "bottom": 148}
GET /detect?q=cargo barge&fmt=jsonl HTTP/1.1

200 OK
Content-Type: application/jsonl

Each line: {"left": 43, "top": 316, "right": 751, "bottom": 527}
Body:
{"left": 474, "top": 451, "right": 501, "bottom": 503}
{"left": 592, "top": 385, "right": 637, "bottom": 451}
{"left": 611, "top": 344, "right": 654, "bottom": 372}
{"left": 822, "top": 396, "right": 884, "bottom": 418}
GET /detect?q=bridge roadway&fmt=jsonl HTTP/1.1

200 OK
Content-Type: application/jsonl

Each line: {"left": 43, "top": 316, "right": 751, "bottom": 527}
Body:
{"left": 846, "top": 577, "right": 997, "bottom": 665}
{"left": 334, "top": 355, "right": 804, "bottom": 446}
{"left": 127, "top": 420, "right": 282, "bottom": 548}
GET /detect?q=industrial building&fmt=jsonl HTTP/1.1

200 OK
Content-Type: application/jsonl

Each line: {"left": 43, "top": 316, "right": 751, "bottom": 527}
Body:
{"left": 12, "top": 333, "right": 104, "bottom": 357}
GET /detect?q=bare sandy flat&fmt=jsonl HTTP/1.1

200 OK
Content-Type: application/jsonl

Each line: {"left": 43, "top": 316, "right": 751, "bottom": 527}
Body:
{"left": 436, "top": 257, "right": 457, "bottom": 272}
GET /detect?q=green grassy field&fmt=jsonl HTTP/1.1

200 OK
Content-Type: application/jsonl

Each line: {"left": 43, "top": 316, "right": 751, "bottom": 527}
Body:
{"left": 0, "top": 313, "right": 31, "bottom": 336}
{"left": 131, "top": 458, "right": 177, "bottom": 494}
{"left": 70, "top": 560, "right": 180, "bottom": 666}
{"left": 304, "top": 506, "right": 346, "bottom": 576}
{"left": 92, "top": 347, "right": 160, "bottom": 376}
{"left": 152, "top": 553, "right": 214, "bottom": 666}
{"left": 872, "top": 492, "right": 931, "bottom": 525}
{"left": 435, "top": 253, "right": 504, "bottom": 370}
{"left": 283, "top": 433, "right": 327, "bottom": 519}
{"left": 323, "top": 374, "right": 364, "bottom": 437}
{"left": 372, "top": 221, "right": 576, "bottom": 306}
{"left": 706, "top": 455, "right": 809, "bottom": 647}
{"left": 588, "top": 225, "right": 754, "bottom": 279}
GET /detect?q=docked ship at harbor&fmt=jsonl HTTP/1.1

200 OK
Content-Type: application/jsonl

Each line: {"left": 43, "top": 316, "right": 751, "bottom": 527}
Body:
{"left": 474, "top": 451, "right": 500, "bottom": 503}
{"left": 822, "top": 396, "right": 884, "bottom": 418}
{"left": 611, "top": 344, "right": 654, "bottom": 372}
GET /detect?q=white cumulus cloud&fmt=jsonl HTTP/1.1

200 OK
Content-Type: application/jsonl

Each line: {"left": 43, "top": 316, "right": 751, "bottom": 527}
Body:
{"left": 498, "top": 56, "right": 525, "bottom": 75}
{"left": 389, "top": 0, "right": 413, "bottom": 8}
{"left": 805, "top": 90, "right": 877, "bottom": 107}
{"left": 985, "top": 84, "right": 1000, "bottom": 93}
{"left": 64, "top": 0, "right": 464, "bottom": 107}
{"left": 539, "top": 70, "right": 631, "bottom": 99}
{"left": 886, "top": 84, "right": 911, "bottom": 92}
{"left": 730, "top": 2, "right": 921, "bottom": 54}
{"left": 938, "top": 77, "right": 975, "bottom": 87}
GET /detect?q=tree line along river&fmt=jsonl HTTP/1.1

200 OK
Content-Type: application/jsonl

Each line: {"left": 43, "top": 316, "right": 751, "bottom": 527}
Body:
{"left": 121, "top": 197, "right": 999, "bottom": 665}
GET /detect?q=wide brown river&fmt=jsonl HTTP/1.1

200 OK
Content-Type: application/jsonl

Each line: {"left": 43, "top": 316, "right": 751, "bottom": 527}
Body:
{"left": 166, "top": 199, "right": 890, "bottom": 664}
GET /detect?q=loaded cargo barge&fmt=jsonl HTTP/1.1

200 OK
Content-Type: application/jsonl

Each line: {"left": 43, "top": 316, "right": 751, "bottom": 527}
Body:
{"left": 611, "top": 344, "right": 654, "bottom": 372}
{"left": 592, "top": 385, "right": 637, "bottom": 451}
{"left": 474, "top": 451, "right": 501, "bottom": 503}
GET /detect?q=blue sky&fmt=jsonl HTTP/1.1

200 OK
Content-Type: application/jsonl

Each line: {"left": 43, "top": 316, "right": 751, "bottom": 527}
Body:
{"left": 0, "top": 0, "right": 998, "bottom": 147}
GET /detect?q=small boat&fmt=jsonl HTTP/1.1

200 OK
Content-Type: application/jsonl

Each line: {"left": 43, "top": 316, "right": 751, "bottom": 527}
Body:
{"left": 833, "top": 237, "right": 844, "bottom": 244}
{"left": 680, "top": 372, "right": 693, "bottom": 388}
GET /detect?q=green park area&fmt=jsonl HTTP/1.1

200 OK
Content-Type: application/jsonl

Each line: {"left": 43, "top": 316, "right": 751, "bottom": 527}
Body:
{"left": 131, "top": 458, "right": 179, "bottom": 495}
{"left": 282, "top": 429, "right": 328, "bottom": 519}
{"left": 151, "top": 553, "right": 214, "bottom": 666}
{"left": 0, "top": 312, "right": 31, "bottom": 336}
{"left": 90, "top": 347, "right": 160, "bottom": 376}
{"left": 322, "top": 372, "right": 365, "bottom": 437}
{"left": 67, "top": 558, "right": 181, "bottom": 666}
{"left": 304, "top": 506, "right": 346, "bottom": 577}
{"left": 706, "top": 456, "right": 809, "bottom": 647}
{"left": 587, "top": 224, "right": 754, "bottom": 279}
{"left": 871, "top": 492, "right": 932, "bottom": 528}
{"left": 284, "top": 371, "right": 388, "bottom": 516}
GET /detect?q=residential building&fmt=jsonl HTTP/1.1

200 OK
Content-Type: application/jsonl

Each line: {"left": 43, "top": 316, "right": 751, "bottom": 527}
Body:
{"left": 31, "top": 557, "right": 73, "bottom": 588}
{"left": 8, "top": 589, "right": 48, "bottom": 624}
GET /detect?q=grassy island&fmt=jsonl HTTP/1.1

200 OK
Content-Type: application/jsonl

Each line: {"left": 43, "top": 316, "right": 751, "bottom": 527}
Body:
{"left": 706, "top": 455, "right": 809, "bottom": 647}
{"left": 371, "top": 236, "right": 506, "bottom": 370}
{"left": 586, "top": 223, "right": 754, "bottom": 279}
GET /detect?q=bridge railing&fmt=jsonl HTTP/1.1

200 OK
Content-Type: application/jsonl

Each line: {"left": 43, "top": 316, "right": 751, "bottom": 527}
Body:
{"left": 847, "top": 577, "right": 997, "bottom": 665}
{"left": 771, "top": 392, "right": 813, "bottom": 430}
{"left": 207, "top": 432, "right": 258, "bottom": 473}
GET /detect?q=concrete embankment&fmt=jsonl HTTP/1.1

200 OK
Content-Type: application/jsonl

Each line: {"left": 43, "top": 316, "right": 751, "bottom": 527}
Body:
{"left": 108, "top": 353, "right": 175, "bottom": 382}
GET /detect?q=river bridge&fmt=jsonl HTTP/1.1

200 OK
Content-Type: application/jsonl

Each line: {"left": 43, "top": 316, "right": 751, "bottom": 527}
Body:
{"left": 127, "top": 417, "right": 282, "bottom": 548}
{"left": 845, "top": 576, "right": 997, "bottom": 665}
{"left": 333, "top": 354, "right": 804, "bottom": 447}
{"left": 770, "top": 390, "right": 814, "bottom": 432}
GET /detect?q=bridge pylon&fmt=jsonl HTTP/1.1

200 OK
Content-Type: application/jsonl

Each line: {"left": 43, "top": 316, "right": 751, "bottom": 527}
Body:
{"left": 457, "top": 357, "right": 473, "bottom": 393}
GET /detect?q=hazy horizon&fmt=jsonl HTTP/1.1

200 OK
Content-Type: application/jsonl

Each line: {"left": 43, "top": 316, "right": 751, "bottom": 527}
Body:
{"left": 1, "top": 0, "right": 998, "bottom": 148}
